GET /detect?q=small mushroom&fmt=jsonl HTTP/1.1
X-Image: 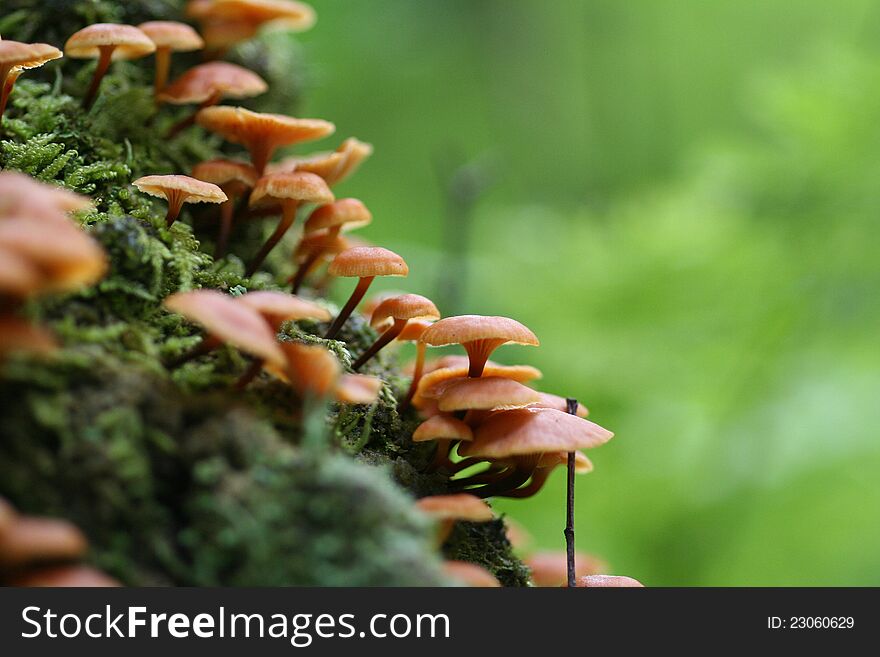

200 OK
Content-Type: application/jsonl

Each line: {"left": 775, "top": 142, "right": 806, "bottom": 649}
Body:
{"left": 433, "top": 376, "right": 541, "bottom": 413}
{"left": 162, "top": 289, "right": 286, "bottom": 372}
{"left": 323, "top": 247, "right": 409, "bottom": 340}
{"left": 138, "top": 21, "right": 204, "bottom": 94}
{"left": 64, "top": 23, "right": 156, "bottom": 109}
{"left": 269, "top": 342, "right": 381, "bottom": 404}
{"left": 442, "top": 561, "right": 501, "bottom": 588}
{"left": 0, "top": 41, "right": 62, "bottom": 117}
{"left": 419, "top": 315, "right": 540, "bottom": 378}
{"left": 352, "top": 293, "right": 439, "bottom": 371}
{"left": 191, "top": 159, "right": 259, "bottom": 257}
{"left": 160, "top": 62, "right": 267, "bottom": 137}
{"left": 397, "top": 318, "right": 434, "bottom": 411}
{"left": 270, "top": 137, "right": 373, "bottom": 187}
{"left": 0, "top": 171, "right": 92, "bottom": 218}
{"left": 0, "top": 246, "right": 42, "bottom": 299}
{"left": 290, "top": 229, "right": 352, "bottom": 289}
{"left": 335, "top": 373, "right": 382, "bottom": 405}
{"left": 497, "top": 450, "right": 592, "bottom": 499}
{"left": 574, "top": 575, "right": 644, "bottom": 588}
{"left": 291, "top": 198, "right": 372, "bottom": 292}
{"left": 245, "top": 171, "right": 333, "bottom": 276}
{"left": 195, "top": 105, "right": 335, "bottom": 174}
{"left": 526, "top": 551, "right": 609, "bottom": 587}
{"left": 529, "top": 392, "right": 589, "bottom": 417}
{"left": 0, "top": 317, "right": 57, "bottom": 360}
{"left": 413, "top": 362, "right": 543, "bottom": 411}
{"left": 412, "top": 413, "right": 473, "bottom": 471}
{"left": 132, "top": 174, "right": 227, "bottom": 227}
{"left": 415, "top": 493, "right": 493, "bottom": 544}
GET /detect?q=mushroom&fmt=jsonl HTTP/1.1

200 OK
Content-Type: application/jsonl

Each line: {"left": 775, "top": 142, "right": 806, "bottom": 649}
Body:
{"left": 529, "top": 392, "right": 589, "bottom": 417}
{"left": 442, "top": 561, "right": 501, "bottom": 588}
{"left": 0, "top": 317, "right": 57, "bottom": 360}
{"left": 397, "top": 318, "right": 434, "bottom": 411}
{"left": 574, "top": 575, "right": 644, "bottom": 588}
{"left": 0, "top": 246, "right": 42, "bottom": 299}
{"left": 352, "top": 293, "right": 439, "bottom": 371}
{"left": 270, "top": 342, "right": 381, "bottom": 404}
{"left": 162, "top": 289, "right": 286, "bottom": 372}
{"left": 138, "top": 21, "right": 204, "bottom": 94}
{"left": 290, "top": 229, "right": 352, "bottom": 290}
{"left": 132, "top": 174, "right": 227, "bottom": 227}
{"left": 232, "top": 290, "right": 331, "bottom": 388}
{"left": 412, "top": 413, "right": 473, "bottom": 471}
{"left": 526, "top": 551, "right": 609, "bottom": 587}
{"left": 191, "top": 159, "right": 259, "bottom": 257}
{"left": 160, "top": 62, "right": 267, "bottom": 137}
{"left": 290, "top": 198, "right": 372, "bottom": 292}
{"left": 433, "top": 376, "right": 541, "bottom": 413}
{"left": 412, "top": 362, "right": 542, "bottom": 411}
{"left": 419, "top": 315, "right": 540, "bottom": 378}
{"left": 415, "top": 493, "right": 493, "bottom": 544}
{"left": 245, "top": 171, "right": 333, "bottom": 276}
{"left": 0, "top": 172, "right": 92, "bottom": 218}
{"left": 323, "top": 247, "right": 409, "bottom": 340}
{"left": 0, "top": 41, "right": 62, "bottom": 117}
{"left": 0, "top": 217, "right": 108, "bottom": 293}
{"left": 64, "top": 23, "right": 156, "bottom": 109}
{"left": 195, "top": 105, "right": 335, "bottom": 174}
{"left": 335, "top": 373, "right": 383, "bottom": 405}
{"left": 496, "top": 450, "right": 593, "bottom": 499}
{"left": 269, "top": 137, "right": 374, "bottom": 187}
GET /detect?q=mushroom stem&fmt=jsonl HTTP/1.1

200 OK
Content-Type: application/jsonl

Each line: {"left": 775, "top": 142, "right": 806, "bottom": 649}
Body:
{"left": 83, "top": 45, "right": 115, "bottom": 110}
{"left": 399, "top": 341, "right": 426, "bottom": 412}
{"left": 153, "top": 46, "right": 171, "bottom": 95}
{"left": 249, "top": 140, "right": 273, "bottom": 176}
{"left": 214, "top": 196, "right": 236, "bottom": 259}
{"left": 245, "top": 201, "right": 298, "bottom": 277}
{"left": 290, "top": 248, "right": 323, "bottom": 293}
{"left": 494, "top": 468, "right": 552, "bottom": 499}
{"left": 324, "top": 276, "right": 374, "bottom": 340}
{"left": 470, "top": 455, "right": 539, "bottom": 499}
{"left": 164, "top": 189, "right": 187, "bottom": 227}
{"left": 448, "top": 456, "right": 493, "bottom": 475}
{"left": 0, "top": 68, "right": 20, "bottom": 117}
{"left": 464, "top": 338, "right": 507, "bottom": 377}
{"left": 165, "top": 335, "right": 221, "bottom": 368}
{"left": 233, "top": 358, "right": 263, "bottom": 390}
{"left": 167, "top": 90, "right": 221, "bottom": 138}
{"left": 565, "top": 397, "right": 578, "bottom": 588}
{"left": 352, "top": 318, "right": 407, "bottom": 371}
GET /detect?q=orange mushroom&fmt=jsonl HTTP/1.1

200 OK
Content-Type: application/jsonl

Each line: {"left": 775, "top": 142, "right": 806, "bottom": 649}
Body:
{"left": 64, "top": 23, "right": 156, "bottom": 109}
{"left": 573, "top": 575, "right": 644, "bottom": 588}
{"left": 323, "top": 247, "right": 409, "bottom": 340}
{"left": 0, "top": 171, "right": 91, "bottom": 218}
{"left": 195, "top": 105, "right": 335, "bottom": 174}
{"left": 269, "top": 137, "right": 373, "bottom": 187}
{"left": 412, "top": 413, "right": 473, "bottom": 471}
{"left": 245, "top": 171, "right": 333, "bottom": 276}
{"left": 415, "top": 493, "right": 493, "bottom": 544}
{"left": 191, "top": 159, "right": 259, "bottom": 257}
{"left": 352, "top": 293, "right": 439, "bottom": 371}
{"left": 0, "top": 317, "right": 57, "bottom": 360}
{"left": 291, "top": 198, "right": 372, "bottom": 292}
{"left": 269, "top": 342, "right": 381, "bottom": 405}
{"left": 289, "top": 229, "right": 352, "bottom": 290}
{"left": 419, "top": 315, "right": 539, "bottom": 378}
{"left": 397, "top": 318, "right": 434, "bottom": 411}
{"left": 413, "top": 362, "right": 542, "bottom": 411}
{"left": 434, "top": 376, "right": 540, "bottom": 413}
{"left": 132, "top": 174, "right": 227, "bottom": 227}
{"left": 138, "top": 21, "right": 204, "bottom": 94}
{"left": 0, "top": 41, "right": 62, "bottom": 117}
{"left": 443, "top": 561, "right": 501, "bottom": 588}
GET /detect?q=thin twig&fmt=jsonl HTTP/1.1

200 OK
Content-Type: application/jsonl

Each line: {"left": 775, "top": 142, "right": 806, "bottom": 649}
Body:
{"left": 565, "top": 397, "right": 578, "bottom": 588}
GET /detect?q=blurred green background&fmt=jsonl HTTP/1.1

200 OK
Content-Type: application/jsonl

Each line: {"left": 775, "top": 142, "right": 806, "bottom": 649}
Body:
{"left": 293, "top": 0, "right": 880, "bottom": 585}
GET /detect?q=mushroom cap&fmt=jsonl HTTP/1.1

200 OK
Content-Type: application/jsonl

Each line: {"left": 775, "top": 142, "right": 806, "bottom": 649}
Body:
{"left": 304, "top": 198, "right": 372, "bottom": 234}
{"left": 459, "top": 407, "right": 613, "bottom": 459}
{"left": 163, "top": 290, "right": 285, "bottom": 367}
{"left": 435, "top": 376, "right": 540, "bottom": 412}
{"left": 335, "top": 373, "right": 382, "bottom": 404}
{"left": 416, "top": 363, "right": 543, "bottom": 401}
{"left": 64, "top": 23, "right": 156, "bottom": 60}
{"left": 537, "top": 450, "right": 594, "bottom": 474}
{"left": 293, "top": 229, "right": 351, "bottom": 260}
{"left": 0, "top": 171, "right": 92, "bottom": 216}
{"left": 0, "top": 516, "right": 88, "bottom": 567}
{"left": 412, "top": 413, "right": 473, "bottom": 443}
{"left": 529, "top": 392, "right": 589, "bottom": 418}
{"left": 249, "top": 171, "right": 333, "bottom": 207}
{"left": 158, "top": 61, "right": 267, "bottom": 104}
{"left": 198, "top": 20, "right": 260, "bottom": 50}
{"left": 275, "top": 342, "right": 340, "bottom": 396}
{"left": 526, "top": 551, "right": 608, "bottom": 587}
{"left": 443, "top": 561, "right": 501, "bottom": 587}
{"left": 416, "top": 494, "right": 493, "bottom": 522}
{"left": 0, "top": 40, "right": 35, "bottom": 67}
{"left": 191, "top": 158, "right": 258, "bottom": 189}
{"left": 396, "top": 318, "right": 433, "bottom": 342}
{"left": 369, "top": 293, "right": 439, "bottom": 329}
{"left": 133, "top": 174, "right": 228, "bottom": 205}
{"left": 0, "top": 317, "right": 57, "bottom": 357}
{"left": 0, "top": 246, "right": 42, "bottom": 297}
{"left": 8, "top": 565, "right": 121, "bottom": 588}
{"left": 327, "top": 246, "right": 408, "bottom": 278}
{"left": 138, "top": 21, "right": 205, "bottom": 51}
{"left": 237, "top": 290, "right": 331, "bottom": 324}
{"left": 420, "top": 315, "right": 539, "bottom": 348}
{"left": 329, "top": 137, "right": 374, "bottom": 186}
{"left": 0, "top": 41, "right": 62, "bottom": 72}
{"left": 273, "top": 137, "right": 374, "bottom": 185}
{"left": 197, "top": 0, "right": 317, "bottom": 31}
{"left": 196, "top": 105, "right": 335, "bottom": 151}
{"left": 575, "top": 575, "right": 644, "bottom": 588}
{"left": 0, "top": 217, "right": 108, "bottom": 292}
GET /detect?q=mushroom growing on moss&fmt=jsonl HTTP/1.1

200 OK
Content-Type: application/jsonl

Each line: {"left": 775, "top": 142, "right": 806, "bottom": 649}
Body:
{"left": 352, "top": 293, "right": 439, "bottom": 371}
{"left": 412, "top": 361, "right": 543, "bottom": 411}
{"left": 191, "top": 159, "right": 259, "bottom": 257}
{"left": 0, "top": 41, "right": 62, "bottom": 118}
{"left": 138, "top": 21, "right": 204, "bottom": 94}
{"left": 270, "top": 137, "right": 374, "bottom": 187}
{"left": 246, "top": 171, "right": 333, "bottom": 276}
{"left": 290, "top": 229, "right": 353, "bottom": 291}
{"left": 195, "top": 105, "right": 335, "bottom": 174}
{"left": 415, "top": 493, "right": 493, "bottom": 544}
{"left": 324, "top": 247, "right": 409, "bottom": 340}
{"left": 412, "top": 413, "right": 473, "bottom": 471}
{"left": 419, "top": 315, "right": 540, "bottom": 378}
{"left": 132, "top": 174, "right": 227, "bottom": 227}
{"left": 0, "top": 172, "right": 92, "bottom": 218}
{"left": 64, "top": 23, "right": 156, "bottom": 109}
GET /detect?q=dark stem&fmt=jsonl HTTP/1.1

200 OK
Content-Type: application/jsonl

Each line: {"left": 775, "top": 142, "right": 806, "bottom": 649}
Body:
{"left": 290, "top": 249, "right": 323, "bottom": 293}
{"left": 565, "top": 397, "right": 578, "bottom": 588}
{"left": 233, "top": 358, "right": 263, "bottom": 391}
{"left": 164, "top": 335, "right": 220, "bottom": 369}
{"left": 245, "top": 202, "right": 298, "bottom": 277}
{"left": 351, "top": 319, "right": 406, "bottom": 371}
{"left": 214, "top": 198, "right": 235, "bottom": 259}
{"left": 83, "top": 46, "right": 114, "bottom": 110}
{"left": 324, "top": 276, "right": 373, "bottom": 340}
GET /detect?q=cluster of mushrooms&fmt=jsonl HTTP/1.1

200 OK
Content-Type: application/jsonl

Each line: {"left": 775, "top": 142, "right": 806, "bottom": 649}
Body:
{"left": 0, "top": 0, "right": 642, "bottom": 587}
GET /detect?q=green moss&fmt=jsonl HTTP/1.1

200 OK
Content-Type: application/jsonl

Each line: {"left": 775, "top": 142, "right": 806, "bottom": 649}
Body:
{"left": 0, "top": 0, "right": 529, "bottom": 586}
